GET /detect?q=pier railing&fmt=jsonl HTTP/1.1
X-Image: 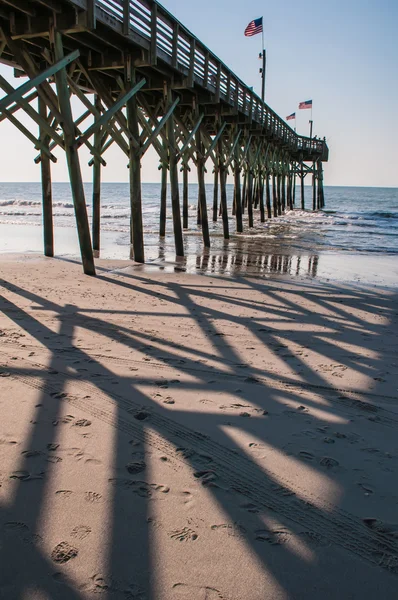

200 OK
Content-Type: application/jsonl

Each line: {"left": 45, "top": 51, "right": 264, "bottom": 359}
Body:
{"left": 87, "top": 0, "right": 325, "bottom": 158}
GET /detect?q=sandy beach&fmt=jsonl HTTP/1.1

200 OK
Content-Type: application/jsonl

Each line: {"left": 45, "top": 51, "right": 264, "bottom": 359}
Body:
{"left": 1, "top": 253, "right": 398, "bottom": 599}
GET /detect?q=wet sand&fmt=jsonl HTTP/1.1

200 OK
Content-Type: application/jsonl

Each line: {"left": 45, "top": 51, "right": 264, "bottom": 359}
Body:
{"left": 0, "top": 254, "right": 398, "bottom": 599}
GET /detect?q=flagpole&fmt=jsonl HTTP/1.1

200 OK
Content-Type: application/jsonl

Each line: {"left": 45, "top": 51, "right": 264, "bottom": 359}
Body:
{"left": 309, "top": 105, "right": 313, "bottom": 138}
{"left": 261, "top": 22, "right": 265, "bottom": 104}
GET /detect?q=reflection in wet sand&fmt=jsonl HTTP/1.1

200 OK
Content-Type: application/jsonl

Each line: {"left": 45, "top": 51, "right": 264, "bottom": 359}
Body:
{"left": 147, "top": 235, "right": 321, "bottom": 279}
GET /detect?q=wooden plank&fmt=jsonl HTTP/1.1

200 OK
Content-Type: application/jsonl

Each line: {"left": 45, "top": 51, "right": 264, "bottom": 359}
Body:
{"left": 87, "top": 0, "right": 96, "bottom": 29}
{"left": 150, "top": 2, "right": 158, "bottom": 65}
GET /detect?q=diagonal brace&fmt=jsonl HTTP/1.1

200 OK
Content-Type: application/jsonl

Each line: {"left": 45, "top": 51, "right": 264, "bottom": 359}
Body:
{"left": 76, "top": 78, "right": 146, "bottom": 148}
{"left": 0, "top": 49, "right": 80, "bottom": 112}
{"left": 139, "top": 98, "right": 179, "bottom": 157}
{"left": 204, "top": 122, "right": 226, "bottom": 162}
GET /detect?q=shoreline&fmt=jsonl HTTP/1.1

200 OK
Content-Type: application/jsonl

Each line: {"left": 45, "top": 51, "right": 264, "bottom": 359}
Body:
{"left": 1, "top": 220, "right": 398, "bottom": 289}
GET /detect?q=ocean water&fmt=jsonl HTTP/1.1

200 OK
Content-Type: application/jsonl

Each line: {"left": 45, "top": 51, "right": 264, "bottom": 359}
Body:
{"left": 0, "top": 182, "right": 397, "bottom": 283}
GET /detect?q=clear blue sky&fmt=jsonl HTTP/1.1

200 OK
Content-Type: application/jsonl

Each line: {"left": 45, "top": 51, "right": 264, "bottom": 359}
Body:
{"left": 0, "top": 0, "right": 397, "bottom": 186}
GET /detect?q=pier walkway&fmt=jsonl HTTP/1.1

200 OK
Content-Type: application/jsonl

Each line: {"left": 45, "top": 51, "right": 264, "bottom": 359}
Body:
{"left": 0, "top": 0, "right": 329, "bottom": 274}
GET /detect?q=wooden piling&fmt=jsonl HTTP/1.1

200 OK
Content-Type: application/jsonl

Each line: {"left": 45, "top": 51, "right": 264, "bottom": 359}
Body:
{"left": 126, "top": 67, "right": 144, "bottom": 263}
{"left": 272, "top": 173, "right": 278, "bottom": 217}
{"left": 312, "top": 161, "right": 316, "bottom": 211}
{"left": 167, "top": 89, "right": 184, "bottom": 256}
{"left": 281, "top": 174, "right": 286, "bottom": 213}
{"left": 92, "top": 95, "right": 101, "bottom": 252}
{"left": 212, "top": 167, "right": 218, "bottom": 221}
{"left": 196, "top": 130, "right": 210, "bottom": 247}
{"left": 300, "top": 164, "right": 305, "bottom": 210}
{"left": 241, "top": 170, "right": 247, "bottom": 214}
{"left": 53, "top": 32, "right": 95, "bottom": 276}
{"left": 160, "top": 159, "right": 167, "bottom": 236}
{"left": 38, "top": 95, "right": 53, "bottom": 257}
{"left": 277, "top": 174, "right": 282, "bottom": 216}
{"left": 247, "top": 171, "right": 254, "bottom": 228}
{"left": 183, "top": 165, "right": 189, "bottom": 229}
{"left": 219, "top": 164, "right": 230, "bottom": 239}
{"left": 234, "top": 160, "right": 243, "bottom": 233}
{"left": 265, "top": 173, "right": 272, "bottom": 218}
{"left": 259, "top": 171, "right": 265, "bottom": 222}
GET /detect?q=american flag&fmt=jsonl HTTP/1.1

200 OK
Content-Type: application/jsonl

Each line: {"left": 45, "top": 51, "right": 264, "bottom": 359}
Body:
{"left": 244, "top": 17, "right": 263, "bottom": 37}
{"left": 299, "top": 100, "right": 312, "bottom": 109}
{"left": 286, "top": 112, "right": 296, "bottom": 121}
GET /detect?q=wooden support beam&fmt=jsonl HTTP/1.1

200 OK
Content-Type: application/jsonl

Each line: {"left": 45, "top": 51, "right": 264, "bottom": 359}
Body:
{"left": 247, "top": 171, "right": 254, "bottom": 228}
{"left": 123, "top": 0, "right": 131, "bottom": 35}
{"left": 0, "top": 90, "right": 37, "bottom": 124}
{"left": 241, "top": 169, "right": 246, "bottom": 215}
{"left": 140, "top": 97, "right": 179, "bottom": 157}
{"left": 204, "top": 122, "right": 226, "bottom": 161}
{"left": 277, "top": 174, "right": 282, "bottom": 216}
{"left": 150, "top": 3, "right": 158, "bottom": 65}
{"left": 0, "top": 45, "right": 79, "bottom": 113}
{"left": 1, "top": 106, "right": 56, "bottom": 161}
{"left": 92, "top": 95, "right": 101, "bottom": 253}
{"left": 177, "top": 113, "right": 203, "bottom": 162}
{"left": 38, "top": 95, "right": 53, "bottom": 257}
{"left": 87, "top": 0, "right": 96, "bottom": 29}
{"left": 77, "top": 79, "right": 145, "bottom": 148}
{"left": 234, "top": 159, "right": 243, "bottom": 233}
{"left": 160, "top": 157, "right": 167, "bottom": 237}
{"left": 272, "top": 173, "right": 278, "bottom": 218}
{"left": 218, "top": 131, "right": 229, "bottom": 239}
{"left": 167, "top": 88, "right": 184, "bottom": 256}
{"left": 301, "top": 164, "right": 305, "bottom": 210}
{"left": 212, "top": 167, "right": 218, "bottom": 222}
{"left": 2, "top": 0, "right": 35, "bottom": 17}
{"left": 0, "top": 74, "right": 64, "bottom": 149}
{"left": 53, "top": 32, "right": 95, "bottom": 276}
{"left": 182, "top": 164, "right": 189, "bottom": 230}
{"left": 265, "top": 173, "right": 272, "bottom": 218}
{"left": 281, "top": 173, "right": 286, "bottom": 212}
{"left": 126, "top": 65, "right": 144, "bottom": 263}
{"left": 196, "top": 128, "right": 210, "bottom": 247}
{"left": 259, "top": 171, "right": 265, "bottom": 222}
{"left": 67, "top": 75, "right": 125, "bottom": 159}
{"left": 312, "top": 161, "right": 316, "bottom": 211}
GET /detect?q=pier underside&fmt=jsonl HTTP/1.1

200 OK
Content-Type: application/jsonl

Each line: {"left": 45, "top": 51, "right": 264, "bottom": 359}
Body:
{"left": 0, "top": 0, "right": 329, "bottom": 274}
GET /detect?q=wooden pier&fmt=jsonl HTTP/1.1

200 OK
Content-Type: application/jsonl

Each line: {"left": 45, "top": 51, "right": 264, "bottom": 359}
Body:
{"left": 0, "top": 0, "right": 329, "bottom": 275}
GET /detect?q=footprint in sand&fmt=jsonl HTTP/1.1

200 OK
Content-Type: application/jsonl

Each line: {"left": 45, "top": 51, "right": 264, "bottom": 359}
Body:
{"left": 172, "top": 582, "right": 228, "bottom": 599}
{"left": 255, "top": 528, "right": 291, "bottom": 545}
{"left": 70, "top": 525, "right": 92, "bottom": 540}
{"left": 51, "top": 541, "right": 78, "bottom": 563}
{"left": 170, "top": 527, "right": 198, "bottom": 542}
{"left": 126, "top": 461, "right": 146, "bottom": 475}
{"left": 10, "top": 470, "right": 44, "bottom": 481}
{"left": 55, "top": 490, "right": 73, "bottom": 498}
{"left": 211, "top": 523, "right": 246, "bottom": 537}
{"left": 85, "top": 491, "right": 102, "bottom": 503}
{"left": 363, "top": 518, "right": 398, "bottom": 537}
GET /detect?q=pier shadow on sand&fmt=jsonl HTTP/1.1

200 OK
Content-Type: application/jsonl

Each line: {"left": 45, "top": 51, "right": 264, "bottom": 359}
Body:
{"left": 0, "top": 259, "right": 398, "bottom": 599}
